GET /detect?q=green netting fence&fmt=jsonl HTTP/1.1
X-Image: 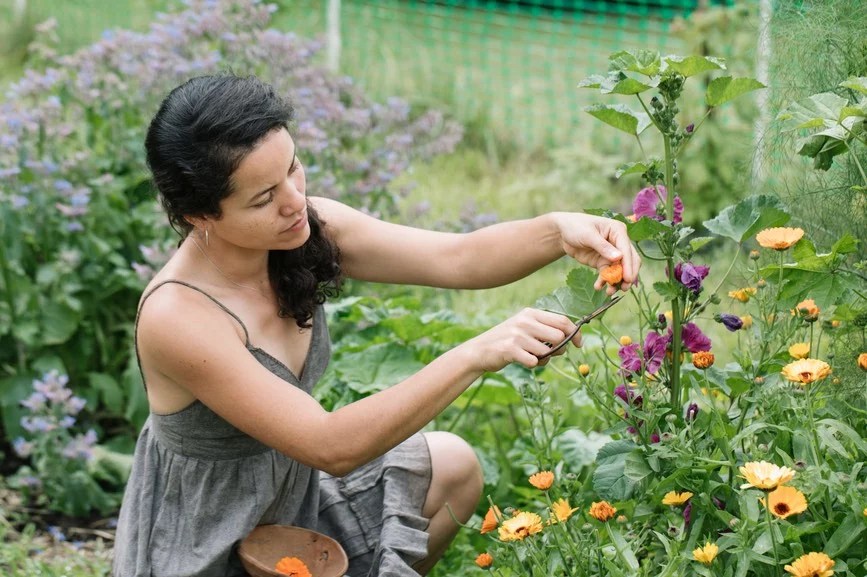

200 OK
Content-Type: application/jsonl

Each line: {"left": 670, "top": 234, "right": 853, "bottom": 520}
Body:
{"left": 2, "top": 0, "right": 752, "bottom": 149}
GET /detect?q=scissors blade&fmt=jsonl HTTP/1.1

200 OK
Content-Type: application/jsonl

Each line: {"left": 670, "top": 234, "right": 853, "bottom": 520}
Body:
{"left": 537, "top": 294, "right": 624, "bottom": 360}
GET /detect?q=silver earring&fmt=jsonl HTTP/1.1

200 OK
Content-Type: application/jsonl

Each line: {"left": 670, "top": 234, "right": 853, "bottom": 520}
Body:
{"left": 205, "top": 228, "right": 209, "bottom": 247}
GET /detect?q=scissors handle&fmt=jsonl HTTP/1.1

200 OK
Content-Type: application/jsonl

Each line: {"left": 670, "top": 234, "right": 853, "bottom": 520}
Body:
{"left": 536, "top": 295, "right": 623, "bottom": 361}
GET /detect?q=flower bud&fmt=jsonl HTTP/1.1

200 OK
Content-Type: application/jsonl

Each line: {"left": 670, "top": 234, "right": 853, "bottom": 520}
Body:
{"left": 619, "top": 336, "right": 633, "bottom": 346}
{"left": 794, "top": 460, "right": 807, "bottom": 471}
{"left": 757, "top": 279, "right": 767, "bottom": 289}
{"left": 754, "top": 376, "right": 764, "bottom": 385}
{"left": 616, "top": 515, "right": 628, "bottom": 524}
{"left": 709, "top": 293, "right": 721, "bottom": 305}
{"left": 758, "top": 443, "right": 768, "bottom": 453}
{"left": 685, "top": 123, "right": 695, "bottom": 134}
{"left": 749, "top": 250, "right": 760, "bottom": 260}
{"left": 581, "top": 523, "right": 593, "bottom": 532}
{"left": 665, "top": 413, "right": 678, "bottom": 424}
{"left": 579, "top": 364, "right": 590, "bottom": 377}
{"left": 729, "top": 517, "right": 740, "bottom": 528}
{"left": 661, "top": 432, "right": 674, "bottom": 442}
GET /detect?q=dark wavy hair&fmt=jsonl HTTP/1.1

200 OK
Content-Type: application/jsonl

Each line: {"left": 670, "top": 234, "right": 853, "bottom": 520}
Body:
{"left": 145, "top": 73, "right": 341, "bottom": 327}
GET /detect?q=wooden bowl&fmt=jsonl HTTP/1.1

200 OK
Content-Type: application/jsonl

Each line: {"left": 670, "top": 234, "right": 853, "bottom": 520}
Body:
{"left": 239, "top": 525, "right": 349, "bottom": 577}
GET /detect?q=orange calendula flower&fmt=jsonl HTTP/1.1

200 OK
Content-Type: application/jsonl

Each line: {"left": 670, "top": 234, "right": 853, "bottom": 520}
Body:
{"left": 756, "top": 227, "right": 804, "bottom": 250}
{"left": 550, "top": 498, "right": 579, "bottom": 523}
{"left": 793, "top": 298, "right": 820, "bottom": 319}
{"left": 692, "top": 351, "right": 714, "bottom": 369}
{"left": 474, "top": 552, "right": 493, "bottom": 568}
{"left": 788, "top": 343, "right": 811, "bottom": 359}
{"left": 728, "top": 287, "right": 757, "bottom": 302}
{"left": 662, "top": 491, "right": 694, "bottom": 506}
{"left": 784, "top": 552, "right": 835, "bottom": 577}
{"left": 274, "top": 557, "right": 312, "bottom": 577}
{"left": 692, "top": 542, "right": 719, "bottom": 565}
{"left": 781, "top": 359, "right": 832, "bottom": 385}
{"left": 858, "top": 353, "right": 867, "bottom": 371}
{"left": 765, "top": 485, "right": 808, "bottom": 519}
{"left": 739, "top": 461, "right": 796, "bottom": 491}
{"left": 529, "top": 471, "right": 554, "bottom": 490}
{"left": 498, "top": 512, "right": 543, "bottom": 542}
{"left": 480, "top": 506, "right": 501, "bottom": 534}
{"left": 588, "top": 501, "right": 617, "bottom": 522}
{"left": 600, "top": 262, "right": 623, "bottom": 286}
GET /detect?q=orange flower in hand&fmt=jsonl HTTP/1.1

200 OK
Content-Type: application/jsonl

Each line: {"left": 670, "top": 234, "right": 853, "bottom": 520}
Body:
{"left": 600, "top": 262, "right": 623, "bottom": 286}
{"left": 275, "top": 557, "right": 312, "bottom": 577}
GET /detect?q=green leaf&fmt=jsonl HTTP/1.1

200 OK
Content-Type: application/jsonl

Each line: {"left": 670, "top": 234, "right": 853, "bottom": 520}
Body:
{"left": 818, "top": 418, "right": 867, "bottom": 456}
{"left": 627, "top": 216, "right": 670, "bottom": 241}
{"left": 702, "top": 194, "right": 790, "bottom": 243}
{"left": 826, "top": 513, "right": 865, "bottom": 557}
{"left": 584, "top": 104, "right": 651, "bottom": 135}
{"left": 603, "top": 76, "right": 657, "bottom": 95}
{"left": 556, "top": 429, "right": 612, "bottom": 468}
{"left": 577, "top": 74, "right": 608, "bottom": 89}
{"left": 831, "top": 233, "right": 859, "bottom": 256}
{"left": 536, "top": 267, "right": 608, "bottom": 319}
{"left": 607, "top": 525, "right": 640, "bottom": 572}
{"left": 777, "top": 269, "right": 861, "bottom": 309}
{"left": 335, "top": 342, "right": 424, "bottom": 394}
{"left": 653, "top": 281, "right": 681, "bottom": 301}
{"left": 840, "top": 76, "right": 867, "bottom": 94}
{"left": 88, "top": 372, "right": 124, "bottom": 414}
{"left": 689, "top": 236, "right": 715, "bottom": 252}
{"left": 593, "top": 440, "right": 641, "bottom": 501}
{"left": 615, "top": 160, "right": 659, "bottom": 179}
{"left": 705, "top": 76, "right": 766, "bottom": 107}
{"left": 40, "top": 300, "right": 80, "bottom": 345}
{"left": 609, "top": 50, "right": 661, "bottom": 76}
{"left": 777, "top": 92, "right": 849, "bottom": 131}
{"left": 664, "top": 54, "right": 725, "bottom": 77}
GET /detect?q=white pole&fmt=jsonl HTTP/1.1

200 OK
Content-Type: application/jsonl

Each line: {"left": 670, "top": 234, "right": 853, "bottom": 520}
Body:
{"left": 13, "top": 0, "right": 28, "bottom": 26}
{"left": 326, "top": 0, "right": 341, "bottom": 73}
{"left": 751, "top": 0, "right": 773, "bottom": 189}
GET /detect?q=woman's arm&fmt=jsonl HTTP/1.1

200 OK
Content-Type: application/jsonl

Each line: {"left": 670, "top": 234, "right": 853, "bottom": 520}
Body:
{"left": 138, "top": 287, "right": 578, "bottom": 477}
{"left": 311, "top": 197, "right": 640, "bottom": 293}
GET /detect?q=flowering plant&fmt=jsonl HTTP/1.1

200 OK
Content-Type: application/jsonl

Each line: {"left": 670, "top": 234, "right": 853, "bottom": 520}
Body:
{"left": 466, "top": 50, "right": 866, "bottom": 577}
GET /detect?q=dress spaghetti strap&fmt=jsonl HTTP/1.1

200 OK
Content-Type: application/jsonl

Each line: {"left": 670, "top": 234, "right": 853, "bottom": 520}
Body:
{"left": 133, "top": 279, "right": 251, "bottom": 390}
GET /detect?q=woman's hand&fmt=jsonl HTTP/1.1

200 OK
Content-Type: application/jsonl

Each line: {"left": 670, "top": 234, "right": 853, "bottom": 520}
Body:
{"left": 462, "top": 308, "right": 581, "bottom": 372}
{"left": 551, "top": 212, "right": 641, "bottom": 295}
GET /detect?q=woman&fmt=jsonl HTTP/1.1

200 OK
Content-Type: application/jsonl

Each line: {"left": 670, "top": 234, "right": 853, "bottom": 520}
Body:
{"left": 112, "top": 74, "right": 640, "bottom": 577}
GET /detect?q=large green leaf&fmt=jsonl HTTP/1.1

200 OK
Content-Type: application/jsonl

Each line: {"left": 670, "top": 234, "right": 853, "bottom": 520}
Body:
{"left": 825, "top": 513, "right": 865, "bottom": 557}
{"left": 592, "top": 440, "right": 642, "bottom": 501}
{"left": 702, "top": 195, "right": 790, "bottom": 243}
{"left": 705, "top": 76, "right": 765, "bottom": 107}
{"left": 603, "top": 76, "right": 657, "bottom": 95}
{"left": 777, "top": 92, "right": 849, "bottom": 131}
{"left": 335, "top": 342, "right": 425, "bottom": 394}
{"left": 584, "top": 104, "right": 651, "bottom": 135}
{"left": 627, "top": 217, "right": 670, "bottom": 242}
{"left": 840, "top": 76, "right": 867, "bottom": 94}
{"left": 536, "top": 267, "right": 608, "bottom": 319}
{"left": 664, "top": 55, "right": 725, "bottom": 77}
{"left": 608, "top": 50, "right": 661, "bottom": 76}
{"left": 556, "top": 428, "right": 612, "bottom": 468}
{"left": 615, "top": 159, "right": 660, "bottom": 179}
{"left": 40, "top": 300, "right": 81, "bottom": 345}
{"left": 777, "top": 269, "right": 861, "bottom": 309}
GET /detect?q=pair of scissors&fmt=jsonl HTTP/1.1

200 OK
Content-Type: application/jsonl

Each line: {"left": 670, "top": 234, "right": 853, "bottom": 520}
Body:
{"left": 537, "top": 294, "right": 624, "bottom": 360}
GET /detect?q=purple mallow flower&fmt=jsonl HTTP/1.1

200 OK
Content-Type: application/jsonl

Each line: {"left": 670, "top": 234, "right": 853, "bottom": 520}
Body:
{"left": 632, "top": 185, "right": 684, "bottom": 224}
{"left": 613, "top": 384, "right": 643, "bottom": 407}
{"left": 618, "top": 343, "right": 642, "bottom": 375}
{"left": 679, "top": 323, "right": 712, "bottom": 353}
{"left": 716, "top": 313, "right": 743, "bottom": 332}
{"left": 643, "top": 331, "right": 671, "bottom": 374}
{"left": 674, "top": 262, "right": 710, "bottom": 295}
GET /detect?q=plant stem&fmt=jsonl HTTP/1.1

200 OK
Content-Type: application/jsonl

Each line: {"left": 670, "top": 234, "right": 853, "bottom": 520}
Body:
{"left": 765, "top": 498, "right": 781, "bottom": 576}
{"left": 663, "top": 134, "right": 683, "bottom": 409}
{"left": 446, "top": 377, "right": 485, "bottom": 432}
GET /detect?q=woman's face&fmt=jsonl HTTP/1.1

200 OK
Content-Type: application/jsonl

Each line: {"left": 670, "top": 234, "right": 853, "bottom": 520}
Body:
{"left": 209, "top": 127, "right": 310, "bottom": 251}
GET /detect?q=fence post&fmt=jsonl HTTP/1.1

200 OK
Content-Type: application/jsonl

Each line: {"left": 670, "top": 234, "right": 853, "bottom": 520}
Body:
{"left": 326, "top": 0, "right": 341, "bottom": 73}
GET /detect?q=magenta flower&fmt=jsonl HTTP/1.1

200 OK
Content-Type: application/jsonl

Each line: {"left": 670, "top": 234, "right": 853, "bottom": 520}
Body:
{"left": 614, "top": 384, "right": 643, "bottom": 407}
{"left": 618, "top": 343, "right": 642, "bottom": 375}
{"left": 643, "top": 331, "right": 671, "bottom": 374}
{"left": 674, "top": 262, "right": 710, "bottom": 295}
{"left": 632, "top": 185, "right": 683, "bottom": 224}
{"left": 685, "top": 402, "right": 699, "bottom": 422}
{"left": 679, "top": 323, "right": 712, "bottom": 353}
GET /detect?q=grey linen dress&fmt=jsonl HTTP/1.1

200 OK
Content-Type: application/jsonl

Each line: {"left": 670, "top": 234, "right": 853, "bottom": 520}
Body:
{"left": 112, "top": 281, "right": 432, "bottom": 577}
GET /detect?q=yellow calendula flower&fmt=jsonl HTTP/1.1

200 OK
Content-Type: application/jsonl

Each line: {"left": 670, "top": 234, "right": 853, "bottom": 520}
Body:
{"left": 728, "top": 287, "right": 757, "bottom": 303}
{"left": 741, "top": 315, "right": 753, "bottom": 329}
{"left": 739, "top": 461, "right": 796, "bottom": 490}
{"left": 788, "top": 343, "right": 811, "bottom": 359}
{"left": 781, "top": 359, "right": 832, "bottom": 385}
{"left": 765, "top": 485, "right": 808, "bottom": 519}
{"left": 662, "top": 491, "right": 693, "bottom": 506}
{"left": 693, "top": 542, "right": 719, "bottom": 565}
{"left": 529, "top": 471, "right": 554, "bottom": 490}
{"left": 550, "top": 498, "right": 579, "bottom": 523}
{"left": 784, "top": 552, "right": 835, "bottom": 577}
{"left": 588, "top": 501, "right": 617, "bottom": 522}
{"left": 498, "top": 511, "right": 543, "bottom": 542}
{"left": 756, "top": 227, "right": 804, "bottom": 250}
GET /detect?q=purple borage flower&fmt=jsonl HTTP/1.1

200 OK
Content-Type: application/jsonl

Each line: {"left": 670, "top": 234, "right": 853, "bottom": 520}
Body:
{"left": 632, "top": 185, "right": 684, "bottom": 224}
{"left": 715, "top": 313, "right": 744, "bottom": 332}
{"left": 674, "top": 262, "right": 710, "bottom": 295}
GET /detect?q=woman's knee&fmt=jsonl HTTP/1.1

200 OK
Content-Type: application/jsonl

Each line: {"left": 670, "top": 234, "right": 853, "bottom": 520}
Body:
{"left": 424, "top": 432, "right": 483, "bottom": 516}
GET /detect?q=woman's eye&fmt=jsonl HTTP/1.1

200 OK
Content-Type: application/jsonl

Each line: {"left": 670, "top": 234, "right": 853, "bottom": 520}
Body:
{"left": 254, "top": 192, "right": 274, "bottom": 208}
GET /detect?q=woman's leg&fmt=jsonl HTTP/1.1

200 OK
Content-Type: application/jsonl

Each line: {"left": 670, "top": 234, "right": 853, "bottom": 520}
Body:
{"left": 414, "top": 431, "right": 484, "bottom": 575}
